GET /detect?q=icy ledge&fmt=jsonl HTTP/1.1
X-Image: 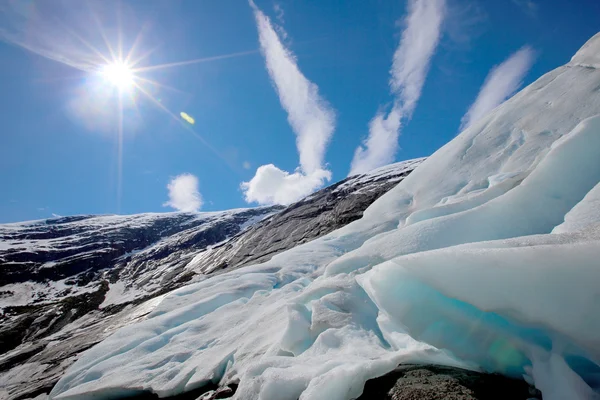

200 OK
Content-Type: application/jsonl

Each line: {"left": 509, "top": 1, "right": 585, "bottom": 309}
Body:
{"left": 570, "top": 32, "right": 600, "bottom": 69}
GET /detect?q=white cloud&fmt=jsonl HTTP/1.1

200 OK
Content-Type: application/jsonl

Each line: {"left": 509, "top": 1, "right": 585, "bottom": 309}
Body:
{"left": 389, "top": 0, "right": 446, "bottom": 117}
{"left": 272, "top": 3, "right": 288, "bottom": 40}
{"left": 350, "top": 107, "right": 402, "bottom": 175}
{"left": 273, "top": 3, "right": 285, "bottom": 24}
{"left": 163, "top": 174, "right": 203, "bottom": 212}
{"left": 243, "top": 1, "right": 336, "bottom": 205}
{"left": 350, "top": 0, "right": 446, "bottom": 176}
{"left": 460, "top": 46, "right": 535, "bottom": 130}
{"left": 241, "top": 164, "right": 330, "bottom": 205}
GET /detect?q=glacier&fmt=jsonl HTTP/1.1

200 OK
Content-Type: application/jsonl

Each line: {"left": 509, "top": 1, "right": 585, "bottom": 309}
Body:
{"left": 48, "top": 33, "right": 600, "bottom": 400}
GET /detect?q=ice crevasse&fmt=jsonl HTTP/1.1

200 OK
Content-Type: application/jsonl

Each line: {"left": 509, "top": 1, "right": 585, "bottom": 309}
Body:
{"left": 50, "top": 33, "right": 600, "bottom": 400}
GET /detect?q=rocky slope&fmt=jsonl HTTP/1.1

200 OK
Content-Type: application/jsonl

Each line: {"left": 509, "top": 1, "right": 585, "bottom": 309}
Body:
{"left": 187, "top": 158, "right": 425, "bottom": 274}
{"left": 0, "top": 158, "right": 423, "bottom": 400}
{"left": 0, "top": 208, "right": 281, "bottom": 399}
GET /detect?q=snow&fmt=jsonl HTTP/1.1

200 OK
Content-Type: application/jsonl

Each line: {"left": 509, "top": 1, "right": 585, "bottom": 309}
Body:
{"left": 0, "top": 279, "right": 97, "bottom": 309}
{"left": 553, "top": 182, "right": 600, "bottom": 234}
{"left": 99, "top": 281, "right": 138, "bottom": 309}
{"left": 333, "top": 157, "right": 425, "bottom": 193}
{"left": 0, "top": 207, "right": 276, "bottom": 311}
{"left": 50, "top": 33, "right": 600, "bottom": 400}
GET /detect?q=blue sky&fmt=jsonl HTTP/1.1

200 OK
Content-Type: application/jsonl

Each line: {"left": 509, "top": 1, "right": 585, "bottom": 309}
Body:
{"left": 0, "top": 0, "right": 598, "bottom": 222}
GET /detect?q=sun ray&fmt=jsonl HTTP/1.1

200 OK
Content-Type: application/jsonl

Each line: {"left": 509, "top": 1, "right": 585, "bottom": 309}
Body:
{"left": 129, "top": 44, "right": 161, "bottom": 69}
{"left": 58, "top": 21, "right": 112, "bottom": 68}
{"left": 87, "top": 2, "right": 117, "bottom": 62}
{"left": 125, "top": 20, "right": 154, "bottom": 65}
{"left": 134, "top": 83, "right": 238, "bottom": 173}
{"left": 134, "top": 76, "right": 190, "bottom": 95}
{"left": 32, "top": 73, "right": 89, "bottom": 84}
{"left": 134, "top": 49, "right": 259, "bottom": 73}
{"left": 116, "top": 91, "right": 124, "bottom": 213}
{"left": 116, "top": 2, "right": 124, "bottom": 62}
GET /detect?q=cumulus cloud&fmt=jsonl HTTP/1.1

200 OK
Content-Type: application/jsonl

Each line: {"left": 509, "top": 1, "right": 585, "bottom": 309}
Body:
{"left": 241, "top": 165, "right": 330, "bottom": 205}
{"left": 350, "top": 0, "right": 446, "bottom": 176}
{"left": 242, "top": 1, "right": 335, "bottom": 205}
{"left": 460, "top": 46, "right": 535, "bottom": 130}
{"left": 163, "top": 174, "right": 203, "bottom": 212}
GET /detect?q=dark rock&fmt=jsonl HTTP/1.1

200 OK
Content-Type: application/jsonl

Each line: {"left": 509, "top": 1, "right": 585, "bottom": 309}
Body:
{"left": 189, "top": 159, "right": 424, "bottom": 275}
{"left": 358, "top": 365, "right": 542, "bottom": 400}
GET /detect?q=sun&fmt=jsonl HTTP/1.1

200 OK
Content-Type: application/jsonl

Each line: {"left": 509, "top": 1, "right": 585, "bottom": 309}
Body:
{"left": 100, "top": 61, "right": 134, "bottom": 89}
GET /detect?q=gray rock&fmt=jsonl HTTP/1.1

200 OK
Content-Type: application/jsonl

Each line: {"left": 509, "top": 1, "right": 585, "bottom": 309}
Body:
{"left": 188, "top": 158, "right": 425, "bottom": 274}
{"left": 357, "top": 365, "right": 541, "bottom": 400}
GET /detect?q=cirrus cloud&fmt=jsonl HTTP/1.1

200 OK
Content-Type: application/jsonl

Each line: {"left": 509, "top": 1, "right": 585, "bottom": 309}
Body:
{"left": 460, "top": 46, "right": 535, "bottom": 130}
{"left": 350, "top": 0, "right": 446, "bottom": 176}
{"left": 242, "top": 1, "right": 336, "bottom": 205}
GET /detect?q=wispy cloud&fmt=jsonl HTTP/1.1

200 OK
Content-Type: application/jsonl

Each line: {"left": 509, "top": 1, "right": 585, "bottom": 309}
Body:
{"left": 350, "top": 0, "right": 446, "bottom": 176}
{"left": 242, "top": 1, "right": 336, "bottom": 205}
{"left": 273, "top": 3, "right": 285, "bottom": 24}
{"left": 460, "top": 46, "right": 535, "bottom": 130}
{"left": 444, "top": 0, "right": 487, "bottom": 50}
{"left": 273, "top": 3, "right": 288, "bottom": 40}
{"left": 163, "top": 173, "right": 203, "bottom": 212}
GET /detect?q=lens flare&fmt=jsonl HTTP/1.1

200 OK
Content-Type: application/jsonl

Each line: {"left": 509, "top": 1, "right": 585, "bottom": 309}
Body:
{"left": 180, "top": 112, "right": 195, "bottom": 125}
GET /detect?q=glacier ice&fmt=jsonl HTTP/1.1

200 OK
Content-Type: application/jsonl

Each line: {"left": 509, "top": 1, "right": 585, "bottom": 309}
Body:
{"left": 49, "top": 33, "right": 600, "bottom": 400}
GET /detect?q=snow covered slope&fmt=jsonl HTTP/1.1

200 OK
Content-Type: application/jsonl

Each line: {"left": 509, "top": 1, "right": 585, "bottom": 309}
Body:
{"left": 0, "top": 208, "right": 281, "bottom": 398}
{"left": 187, "top": 157, "right": 424, "bottom": 275}
{"left": 0, "top": 209, "right": 282, "bottom": 311}
{"left": 48, "top": 32, "right": 600, "bottom": 400}
{"left": 0, "top": 158, "right": 424, "bottom": 400}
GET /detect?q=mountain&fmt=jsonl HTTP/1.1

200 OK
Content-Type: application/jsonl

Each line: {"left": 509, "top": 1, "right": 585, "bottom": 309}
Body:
{"left": 43, "top": 32, "right": 600, "bottom": 400}
{"left": 0, "top": 158, "right": 424, "bottom": 400}
{"left": 187, "top": 158, "right": 424, "bottom": 275}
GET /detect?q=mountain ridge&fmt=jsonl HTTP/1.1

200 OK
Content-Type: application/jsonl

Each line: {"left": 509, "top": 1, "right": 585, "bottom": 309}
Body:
{"left": 0, "top": 157, "right": 424, "bottom": 400}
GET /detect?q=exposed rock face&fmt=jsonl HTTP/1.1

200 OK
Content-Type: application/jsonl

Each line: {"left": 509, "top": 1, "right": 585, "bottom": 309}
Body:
{"left": 357, "top": 365, "right": 541, "bottom": 400}
{"left": 187, "top": 158, "right": 425, "bottom": 274}
{"left": 0, "top": 159, "right": 424, "bottom": 400}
